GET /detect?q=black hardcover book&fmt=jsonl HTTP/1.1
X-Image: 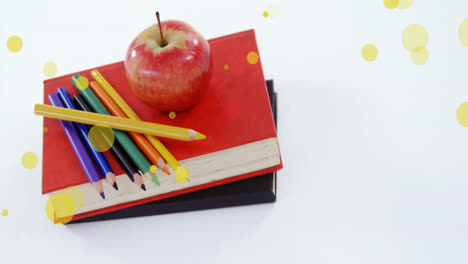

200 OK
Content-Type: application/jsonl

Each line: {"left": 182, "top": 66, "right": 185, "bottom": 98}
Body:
{"left": 70, "top": 80, "right": 278, "bottom": 223}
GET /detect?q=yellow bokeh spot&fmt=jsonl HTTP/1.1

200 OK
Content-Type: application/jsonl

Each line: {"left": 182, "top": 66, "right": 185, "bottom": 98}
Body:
{"left": 88, "top": 124, "right": 115, "bottom": 152}
{"left": 247, "top": 51, "right": 259, "bottom": 64}
{"left": 46, "top": 193, "right": 75, "bottom": 224}
{"left": 224, "top": 64, "right": 229, "bottom": 70}
{"left": 2, "top": 209, "right": 8, "bottom": 216}
{"left": 21, "top": 152, "right": 38, "bottom": 169}
{"left": 63, "top": 186, "right": 85, "bottom": 210}
{"left": 411, "top": 47, "right": 429, "bottom": 65}
{"left": 175, "top": 167, "right": 190, "bottom": 183}
{"left": 397, "top": 0, "right": 414, "bottom": 9}
{"left": 7, "top": 35, "right": 22, "bottom": 53}
{"left": 150, "top": 165, "right": 158, "bottom": 173}
{"left": 267, "top": 5, "right": 280, "bottom": 18}
{"left": 384, "top": 0, "right": 399, "bottom": 9}
{"left": 263, "top": 11, "right": 269, "bottom": 18}
{"left": 456, "top": 102, "right": 468, "bottom": 127}
{"left": 169, "top": 111, "right": 176, "bottom": 119}
{"left": 402, "top": 24, "right": 428, "bottom": 52}
{"left": 43, "top": 61, "right": 58, "bottom": 77}
{"left": 361, "top": 44, "right": 378, "bottom": 62}
{"left": 75, "top": 76, "right": 89, "bottom": 90}
{"left": 43, "top": 127, "right": 48, "bottom": 133}
{"left": 459, "top": 18, "right": 468, "bottom": 47}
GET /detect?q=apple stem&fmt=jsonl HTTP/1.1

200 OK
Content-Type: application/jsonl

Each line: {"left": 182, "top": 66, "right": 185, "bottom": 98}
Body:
{"left": 155, "top": 11, "right": 166, "bottom": 47}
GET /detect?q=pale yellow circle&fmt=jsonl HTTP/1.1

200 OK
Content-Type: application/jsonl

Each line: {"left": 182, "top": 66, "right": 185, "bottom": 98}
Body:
{"left": 63, "top": 186, "right": 85, "bottom": 210}
{"left": 21, "top": 152, "right": 38, "bottom": 169}
{"left": 267, "top": 5, "right": 280, "bottom": 18}
{"left": 384, "top": 0, "right": 399, "bottom": 9}
{"left": 175, "top": 167, "right": 190, "bottom": 183}
{"left": 169, "top": 111, "right": 176, "bottom": 119}
{"left": 43, "top": 61, "right": 58, "bottom": 77}
{"left": 224, "top": 64, "right": 229, "bottom": 70}
{"left": 150, "top": 165, "right": 158, "bottom": 173}
{"left": 88, "top": 124, "right": 115, "bottom": 152}
{"left": 397, "top": 0, "right": 414, "bottom": 9}
{"left": 459, "top": 18, "right": 468, "bottom": 47}
{"left": 402, "top": 24, "right": 428, "bottom": 52}
{"left": 362, "top": 44, "right": 378, "bottom": 62}
{"left": 43, "top": 127, "right": 48, "bottom": 133}
{"left": 247, "top": 51, "right": 259, "bottom": 64}
{"left": 45, "top": 193, "right": 76, "bottom": 224}
{"left": 411, "top": 47, "right": 429, "bottom": 65}
{"left": 2, "top": 209, "right": 8, "bottom": 216}
{"left": 456, "top": 102, "right": 468, "bottom": 127}
{"left": 263, "top": 11, "right": 269, "bottom": 18}
{"left": 75, "top": 76, "right": 89, "bottom": 90}
{"left": 7, "top": 35, "right": 22, "bottom": 53}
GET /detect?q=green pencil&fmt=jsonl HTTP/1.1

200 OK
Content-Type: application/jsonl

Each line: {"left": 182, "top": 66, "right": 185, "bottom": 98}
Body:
{"left": 72, "top": 74, "right": 158, "bottom": 183}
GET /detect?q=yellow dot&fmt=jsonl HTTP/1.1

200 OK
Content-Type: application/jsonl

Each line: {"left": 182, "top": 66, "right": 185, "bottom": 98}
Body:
{"left": 411, "top": 47, "right": 429, "bottom": 65}
{"left": 247, "top": 51, "right": 259, "bottom": 64}
{"left": 63, "top": 186, "right": 85, "bottom": 210}
{"left": 150, "top": 165, "right": 158, "bottom": 173}
{"left": 7, "top": 35, "right": 22, "bottom": 53}
{"left": 224, "top": 64, "right": 229, "bottom": 70}
{"left": 2, "top": 209, "right": 8, "bottom": 216}
{"left": 169, "top": 111, "right": 176, "bottom": 119}
{"left": 88, "top": 124, "right": 115, "bottom": 152}
{"left": 175, "top": 167, "right": 190, "bottom": 183}
{"left": 267, "top": 5, "right": 280, "bottom": 18}
{"left": 361, "top": 44, "right": 378, "bottom": 62}
{"left": 397, "top": 0, "right": 414, "bottom": 9}
{"left": 402, "top": 24, "right": 428, "bottom": 52}
{"left": 45, "top": 193, "right": 75, "bottom": 224}
{"left": 456, "top": 102, "right": 468, "bottom": 127}
{"left": 21, "top": 152, "right": 38, "bottom": 169}
{"left": 263, "top": 11, "right": 269, "bottom": 18}
{"left": 142, "top": 31, "right": 149, "bottom": 38}
{"left": 43, "top": 127, "right": 48, "bottom": 133}
{"left": 75, "top": 76, "right": 89, "bottom": 90}
{"left": 384, "top": 0, "right": 399, "bottom": 9}
{"left": 459, "top": 18, "right": 468, "bottom": 47}
{"left": 43, "top": 61, "right": 58, "bottom": 77}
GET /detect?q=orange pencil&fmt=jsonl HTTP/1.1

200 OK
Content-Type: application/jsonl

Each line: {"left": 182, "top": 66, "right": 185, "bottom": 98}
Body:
{"left": 89, "top": 81, "right": 171, "bottom": 175}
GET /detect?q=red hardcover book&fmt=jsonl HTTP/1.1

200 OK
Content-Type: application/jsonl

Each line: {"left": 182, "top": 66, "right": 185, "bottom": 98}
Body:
{"left": 42, "top": 29, "right": 282, "bottom": 221}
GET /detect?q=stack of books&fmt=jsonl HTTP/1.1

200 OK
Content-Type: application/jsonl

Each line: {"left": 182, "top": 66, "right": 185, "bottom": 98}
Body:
{"left": 41, "top": 29, "right": 283, "bottom": 223}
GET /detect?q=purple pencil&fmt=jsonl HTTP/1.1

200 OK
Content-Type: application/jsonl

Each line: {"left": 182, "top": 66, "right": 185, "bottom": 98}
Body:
{"left": 48, "top": 93, "right": 105, "bottom": 199}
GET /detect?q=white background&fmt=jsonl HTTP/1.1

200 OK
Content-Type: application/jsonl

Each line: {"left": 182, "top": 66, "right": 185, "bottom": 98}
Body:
{"left": 1, "top": 0, "right": 468, "bottom": 263}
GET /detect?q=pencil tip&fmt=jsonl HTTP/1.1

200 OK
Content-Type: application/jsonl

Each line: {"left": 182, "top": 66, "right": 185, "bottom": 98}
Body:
{"left": 195, "top": 132, "right": 206, "bottom": 140}
{"left": 100, "top": 192, "right": 106, "bottom": 199}
{"left": 152, "top": 175, "right": 161, "bottom": 186}
{"left": 162, "top": 166, "right": 171, "bottom": 175}
{"left": 112, "top": 182, "right": 119, "bottom": 190}
{"left": 141, "top": 184, "right": 146, "bottom": 191}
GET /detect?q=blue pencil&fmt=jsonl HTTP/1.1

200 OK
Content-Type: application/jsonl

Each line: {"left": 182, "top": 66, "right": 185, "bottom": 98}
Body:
{"left": 48, "top": 93, "right": 105, "bottom": 199}
{"left": 57, "top": 87, "right": 118, "bottom": 190}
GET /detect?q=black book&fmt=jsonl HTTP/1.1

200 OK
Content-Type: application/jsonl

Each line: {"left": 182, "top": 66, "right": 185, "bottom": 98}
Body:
{"left": 70, "top": 79, "right": 278, "bottom": 223}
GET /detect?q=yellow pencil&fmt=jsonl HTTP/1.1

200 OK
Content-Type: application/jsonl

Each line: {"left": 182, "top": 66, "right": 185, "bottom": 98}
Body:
{"left": 34, "top": 104, "right": 206, "bottom": 141}
{"left": 91, "top": 69, "right": 190, "bottom": 183}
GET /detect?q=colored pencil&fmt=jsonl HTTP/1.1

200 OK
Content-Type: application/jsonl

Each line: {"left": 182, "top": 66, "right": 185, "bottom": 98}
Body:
{"left": 89, "top": 81, "right": 171, "bottom": 175}
{"left": 34, "top": 104, "right": 206, "bottom": 141}
{"left": 70, "top": 74, "right": 159, "bottom": 184}
{"left": 74, "top": 95, "right": 146, "bottom": 191}
{"left": 48, "top": 93, "right": 105, "bottom": 199}
{"left": 91, "top": 69, "right": 186, "bottom": 180}
{"left": 57, "top": 87, "right": 118, "bottom": 190}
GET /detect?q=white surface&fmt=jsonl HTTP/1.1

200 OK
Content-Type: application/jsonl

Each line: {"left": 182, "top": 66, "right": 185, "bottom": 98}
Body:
{"left": 1, "top": 0, "right": 468, "bottom": 263}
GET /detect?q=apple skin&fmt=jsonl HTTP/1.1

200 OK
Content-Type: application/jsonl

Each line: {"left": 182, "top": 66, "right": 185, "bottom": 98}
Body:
{"left": 125, "top": 20, "right": 211, "bottom": 112}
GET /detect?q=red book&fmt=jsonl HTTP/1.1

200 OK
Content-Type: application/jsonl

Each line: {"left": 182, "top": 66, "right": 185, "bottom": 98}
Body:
{"left": 42, "top": 29, "right": 282, "bottom": 221}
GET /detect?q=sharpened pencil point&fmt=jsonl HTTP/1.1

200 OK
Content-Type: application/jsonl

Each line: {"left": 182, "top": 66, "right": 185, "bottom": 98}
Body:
{"left": 152, "top": 175, "right": 160, "bottom": 186}
{"left": 141, "top": 184, "right": 146, "bottom": 191}
{"left": 195, "top": 132, "right": 206, "bottom": 140}
{"left": 112, "top": 182, "right": 118, "bottom": 190}
{"left": 162, "top": 166, "right": 171, "bottom": 175}
{"left": 100, "top": 192, "right": 105, "bottom": 199}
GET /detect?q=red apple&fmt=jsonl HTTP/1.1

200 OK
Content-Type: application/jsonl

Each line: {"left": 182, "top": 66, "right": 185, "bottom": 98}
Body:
{"left": 125, "top": 19, "right": 211, "bottom": 112}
